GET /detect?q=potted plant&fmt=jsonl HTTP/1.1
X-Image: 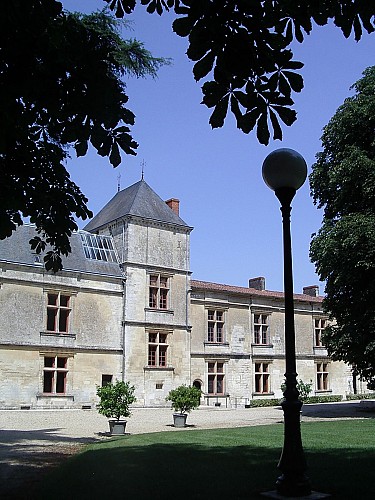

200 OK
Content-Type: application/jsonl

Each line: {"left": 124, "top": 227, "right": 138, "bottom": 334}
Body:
{"left": 96, "top": 380, "right": 136, "bottom": 435}
{"left": 166, "top": 384, "right": 201, "bottom": 428}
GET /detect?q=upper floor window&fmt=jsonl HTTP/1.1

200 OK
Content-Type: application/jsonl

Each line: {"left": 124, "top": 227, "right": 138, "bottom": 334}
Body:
{"left": 207, "top": 361, "right": 225, "bottom": 395}
{"left": 80, "top": 232, "right": 117, "bottom": 263}
{"left": 46, "top": 293, "right": 71, "bottom": 333}
{"left": 314, "top": 318, "right": 327, "bottom": 347}
{"left": 148, "top": 331, "right": 168, "bottom": 367}
{"left": 43, "top": 356, "right": 68, "bottom": 394}
{"left": 316, "top": 362, "right": 329, "bottom": 391}
{"left": 254, "top": 362, "right": 270, "bottom": 393}
{"left": 207, "top": 310, "right": 225, "bottom": 343}
{"left": 149, "top": 274, "right": 169, "bottom": 309}
{"left": 253, "top": 313, "right": 269, "bottom": 345}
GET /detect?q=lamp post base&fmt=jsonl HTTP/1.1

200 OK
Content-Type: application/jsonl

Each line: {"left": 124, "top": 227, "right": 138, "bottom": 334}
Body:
{"left": 262, "top": 489, "right": 331, "bottom": 499}
{"left": 276, "top": 473, "right": 311, "bottom": 497}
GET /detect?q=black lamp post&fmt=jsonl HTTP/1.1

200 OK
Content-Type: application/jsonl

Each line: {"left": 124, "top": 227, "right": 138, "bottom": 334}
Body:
{"left": 262, "top": 148, "right": 311, "bottom": 497}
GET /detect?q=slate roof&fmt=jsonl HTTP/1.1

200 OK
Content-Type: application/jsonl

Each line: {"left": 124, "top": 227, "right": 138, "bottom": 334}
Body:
{"left": 84, "top": 179, "right": 191, "bottom": 232}
{"left": 191, "top": 279, "right": 323, "bottom": 303}
{"left": 0, "top": 225, "right": 123, "bottom": 277}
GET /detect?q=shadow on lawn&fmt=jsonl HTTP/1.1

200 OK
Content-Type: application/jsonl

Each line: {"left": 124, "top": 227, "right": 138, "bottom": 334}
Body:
{"left": 34, "top": 437, "right": 375, "bottom": 499}
{"left": 302, "top": 402, "right": 375, "bottom": 420}
{"left": 0, "top": 428, "right": 98, "bottom": 500}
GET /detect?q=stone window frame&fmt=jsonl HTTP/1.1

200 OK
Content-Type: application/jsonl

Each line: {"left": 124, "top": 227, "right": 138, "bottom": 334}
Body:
{"left": 148, "top": 273, "right": 170, "bottom": 310}
{"left": 252, "top": 312, "right": 271, "bottom": 346}
{"left": 254, "top": 361, "right": 271, "bottom": 394}
{"left": 207, "top": 360, "right": 226, "bottom": 395}
{"left": 314, "top": 317, "right": 327, "bottom": 347}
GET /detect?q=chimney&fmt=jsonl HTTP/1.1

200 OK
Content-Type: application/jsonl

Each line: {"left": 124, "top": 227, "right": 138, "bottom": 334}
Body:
{"left": 303, "top": 285, "right": 319, "bottom": 297}
{"left": 165, "top": 198, "right": 180, "bottom": 216}
{"left": 249, "top": 277, "right": 266, "bottom": 291}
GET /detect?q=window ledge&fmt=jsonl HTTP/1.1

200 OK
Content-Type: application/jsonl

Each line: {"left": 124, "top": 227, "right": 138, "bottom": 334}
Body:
{"left": 204, "top": 342, "right": 230, "bottom": 347}
{"left": 36, "top": 393, "right": 74, "bottom": 399}
{"left": 144, "top": 366, "right": 175, "bottom": 371}
{"left": 251, "top": 343, "right": 274, "bottom": 348}
{"left": 145, "top": 308, "right": 174, "bottom": 315}
{"left": 40, "top": 332, "right": 76, "bottom": 339}
{"left": 315, "top": 390, "right": 332, "bottom": 394}
{"left": 252, "top": 392, "right": 275, "bottom": 396}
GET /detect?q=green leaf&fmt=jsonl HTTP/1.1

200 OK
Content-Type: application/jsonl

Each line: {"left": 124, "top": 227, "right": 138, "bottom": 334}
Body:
{"left": 269, "top": 108, "right": 283, "bottom": 141}
{"left": 109, "top": 142, "right": 121, "bottom": 167}
{"left": 75, "top": 140, "right": 88, "bottom": 157}
{"left": 193, "top": 51, "right": 215, "bottom": 81}
{"left": 172, "top": 16, "right": 195, "bottom": 37}
{"left": 230, "top": 95, "right": 243, "bottom": 122}
{"left": 237, "top": 108, "right": 260, "bottom": 134}
{"left": 273, "top": 105, "right": 297, "bottom": 126}
{"left": 283, "top": 71, "right": 304, "bottom": 93}
{"left": 209, "top": 95, "right": 229, "bottom": 129}
{"left": 256, "top": 111, "right": 270, "bottom": 145}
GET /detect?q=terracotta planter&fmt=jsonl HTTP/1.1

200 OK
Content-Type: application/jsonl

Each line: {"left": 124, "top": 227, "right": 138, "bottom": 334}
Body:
{"left": 173, "top": 413, "right": 187, "bottom": 428}
{"left": 109, "top": 419, "right": 127, "bottom": 435}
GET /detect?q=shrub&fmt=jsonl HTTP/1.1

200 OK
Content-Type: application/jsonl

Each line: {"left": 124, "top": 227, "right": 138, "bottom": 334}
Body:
{"left": 305, "top": 395, "right": 342, "bottom": 404}
{"left": 346, "top": 393, "right": 375, "bottom": 401}
{"left": 166, "top": 385, "right": 201, "bottom": 414}
{"left": 281, "top": 379, "right": 313, "bottom": 402}
{"left": 96, "top": 380, "right": 136, "bottom": 420}
{"left": 249, "top": 398, "right": 280, "bottom": 408}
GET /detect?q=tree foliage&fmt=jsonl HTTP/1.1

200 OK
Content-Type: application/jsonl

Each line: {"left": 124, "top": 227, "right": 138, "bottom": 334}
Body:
{"left": 96, "top": 380, "right": 137, "bottom": 420}
{"left": 310, "top": 66, "right": 375, "bottom": 380}
{"left": 0, "top": 1, "right": 169, "bottom": 271}
{"left": 166, "top": 384, "right": 201, "bottom": 414}
{"left": 105, "top": 0, "right": 374, "bottom": 145}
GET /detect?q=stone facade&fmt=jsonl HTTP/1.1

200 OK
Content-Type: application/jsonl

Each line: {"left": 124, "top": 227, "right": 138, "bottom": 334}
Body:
{"left": 0, "top": 180, "right": 365, "bottom": 409}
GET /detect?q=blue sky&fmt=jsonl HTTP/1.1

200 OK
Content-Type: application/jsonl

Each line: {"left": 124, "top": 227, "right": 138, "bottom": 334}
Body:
{"left": 63, "top": 1, "right": 374, "bottom": 294}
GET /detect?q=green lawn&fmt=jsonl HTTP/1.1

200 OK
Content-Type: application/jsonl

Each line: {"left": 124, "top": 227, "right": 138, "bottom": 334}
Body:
{"left": 35, "top": 420, "right": 375, "bottom": 499}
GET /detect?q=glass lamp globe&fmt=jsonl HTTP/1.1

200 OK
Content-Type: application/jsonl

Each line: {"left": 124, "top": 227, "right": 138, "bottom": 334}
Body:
{"left": 262, "top": 148, "right": 307, "bottom": 192}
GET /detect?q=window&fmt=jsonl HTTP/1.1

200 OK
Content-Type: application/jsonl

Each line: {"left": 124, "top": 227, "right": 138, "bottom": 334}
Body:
{"left": 314, "top": 318, "right": 327, "bottom": 347}
{"left": 253, "top": 314, "right": 269, "bottom": 345}
{"left": 149, "top": 274, "right": 169, "bottom": 309}
{"left": 46, "top": 293, "right": 71, "bottom": 333}
{"left": 80, "top": 232, "right": 117, "bottom": 263}
{"left": 207, "top": 361, "right": 225, "bottom": 395}
{"left": 148, "top": 332, "right": 168, "bottom": 367}
{"left": 317, "top": 362, "right": 329, "bottom": 391}
{"left": 207, "top": 310, "right": 225, "bottom": 343}
{"left": 43, "top": 356, "right": 68, "bottom": 394}
{"left": 254, "top": 362, "right": 270, "bottom": 393}
{"left": 101, "top": 374, "right": 113, "bottom": 387}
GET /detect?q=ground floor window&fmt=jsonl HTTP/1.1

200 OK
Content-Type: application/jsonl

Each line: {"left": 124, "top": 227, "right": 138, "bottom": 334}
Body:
{"left": 148, "top": 331, "right": 168, "bottom": 367}
{"left": 43, "top": 356, "right": 68, "bottom": 394}
{"left": 316, "top": 362, "right": 329, "bottom": 391}
{"left": 254, "top": 362, "right": 270, "bottom": 394}
{"left": 207, "top": 361, "right": 225, "bottom": 395}
{"left": 101, "top": 374, "right": 113, "bottom": 386}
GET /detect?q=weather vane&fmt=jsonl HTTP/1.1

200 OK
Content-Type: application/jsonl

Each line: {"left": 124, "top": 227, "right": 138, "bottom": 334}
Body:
{"left": 141, "top": 159, "right": 146, "bottom": 180}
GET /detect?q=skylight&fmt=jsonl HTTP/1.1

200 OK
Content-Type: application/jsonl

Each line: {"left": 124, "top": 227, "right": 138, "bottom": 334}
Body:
{"left": 80, "top": 232, "right": 118, "bottom": 263}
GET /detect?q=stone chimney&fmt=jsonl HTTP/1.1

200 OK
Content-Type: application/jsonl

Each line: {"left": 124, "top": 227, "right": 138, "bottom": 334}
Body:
{"left": 249, "top": 277, "right": 266, "bottom": 291}
{"left": 303, "top": 285, "right": 319, "bottom": 297}
{"left": 165, "top": 198, "right": 180, "bottom": 216}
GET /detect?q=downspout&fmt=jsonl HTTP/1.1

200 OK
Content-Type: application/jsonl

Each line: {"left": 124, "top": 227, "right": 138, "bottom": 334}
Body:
{"left": 121, "top": 220, "right": 127, "bottom": 382}
{"left": 185, "top": 228, "right": 193, "bottom": 384}
{"left": 121, "top": 274, "right": 127, "bottom": 382}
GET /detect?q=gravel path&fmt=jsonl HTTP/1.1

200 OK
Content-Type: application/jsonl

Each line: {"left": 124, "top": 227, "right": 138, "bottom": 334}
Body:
{"left": 0, "top": 401, "right": 370, "bottom": 499}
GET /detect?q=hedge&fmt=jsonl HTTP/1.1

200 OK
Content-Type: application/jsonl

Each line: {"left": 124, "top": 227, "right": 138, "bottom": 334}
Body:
{"left": 305, "top": 395, "right": 342, "bottom": 404}
{"left": 249, "top": 398, "right": 280, "bottom": 408}
{"left": 346, "top": 393, "right": 375, "bottom": 401}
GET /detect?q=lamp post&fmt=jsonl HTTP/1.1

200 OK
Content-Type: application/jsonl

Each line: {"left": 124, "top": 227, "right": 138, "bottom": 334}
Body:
{"left": 262, "top": 148, "right": 311, "bottom": 497}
